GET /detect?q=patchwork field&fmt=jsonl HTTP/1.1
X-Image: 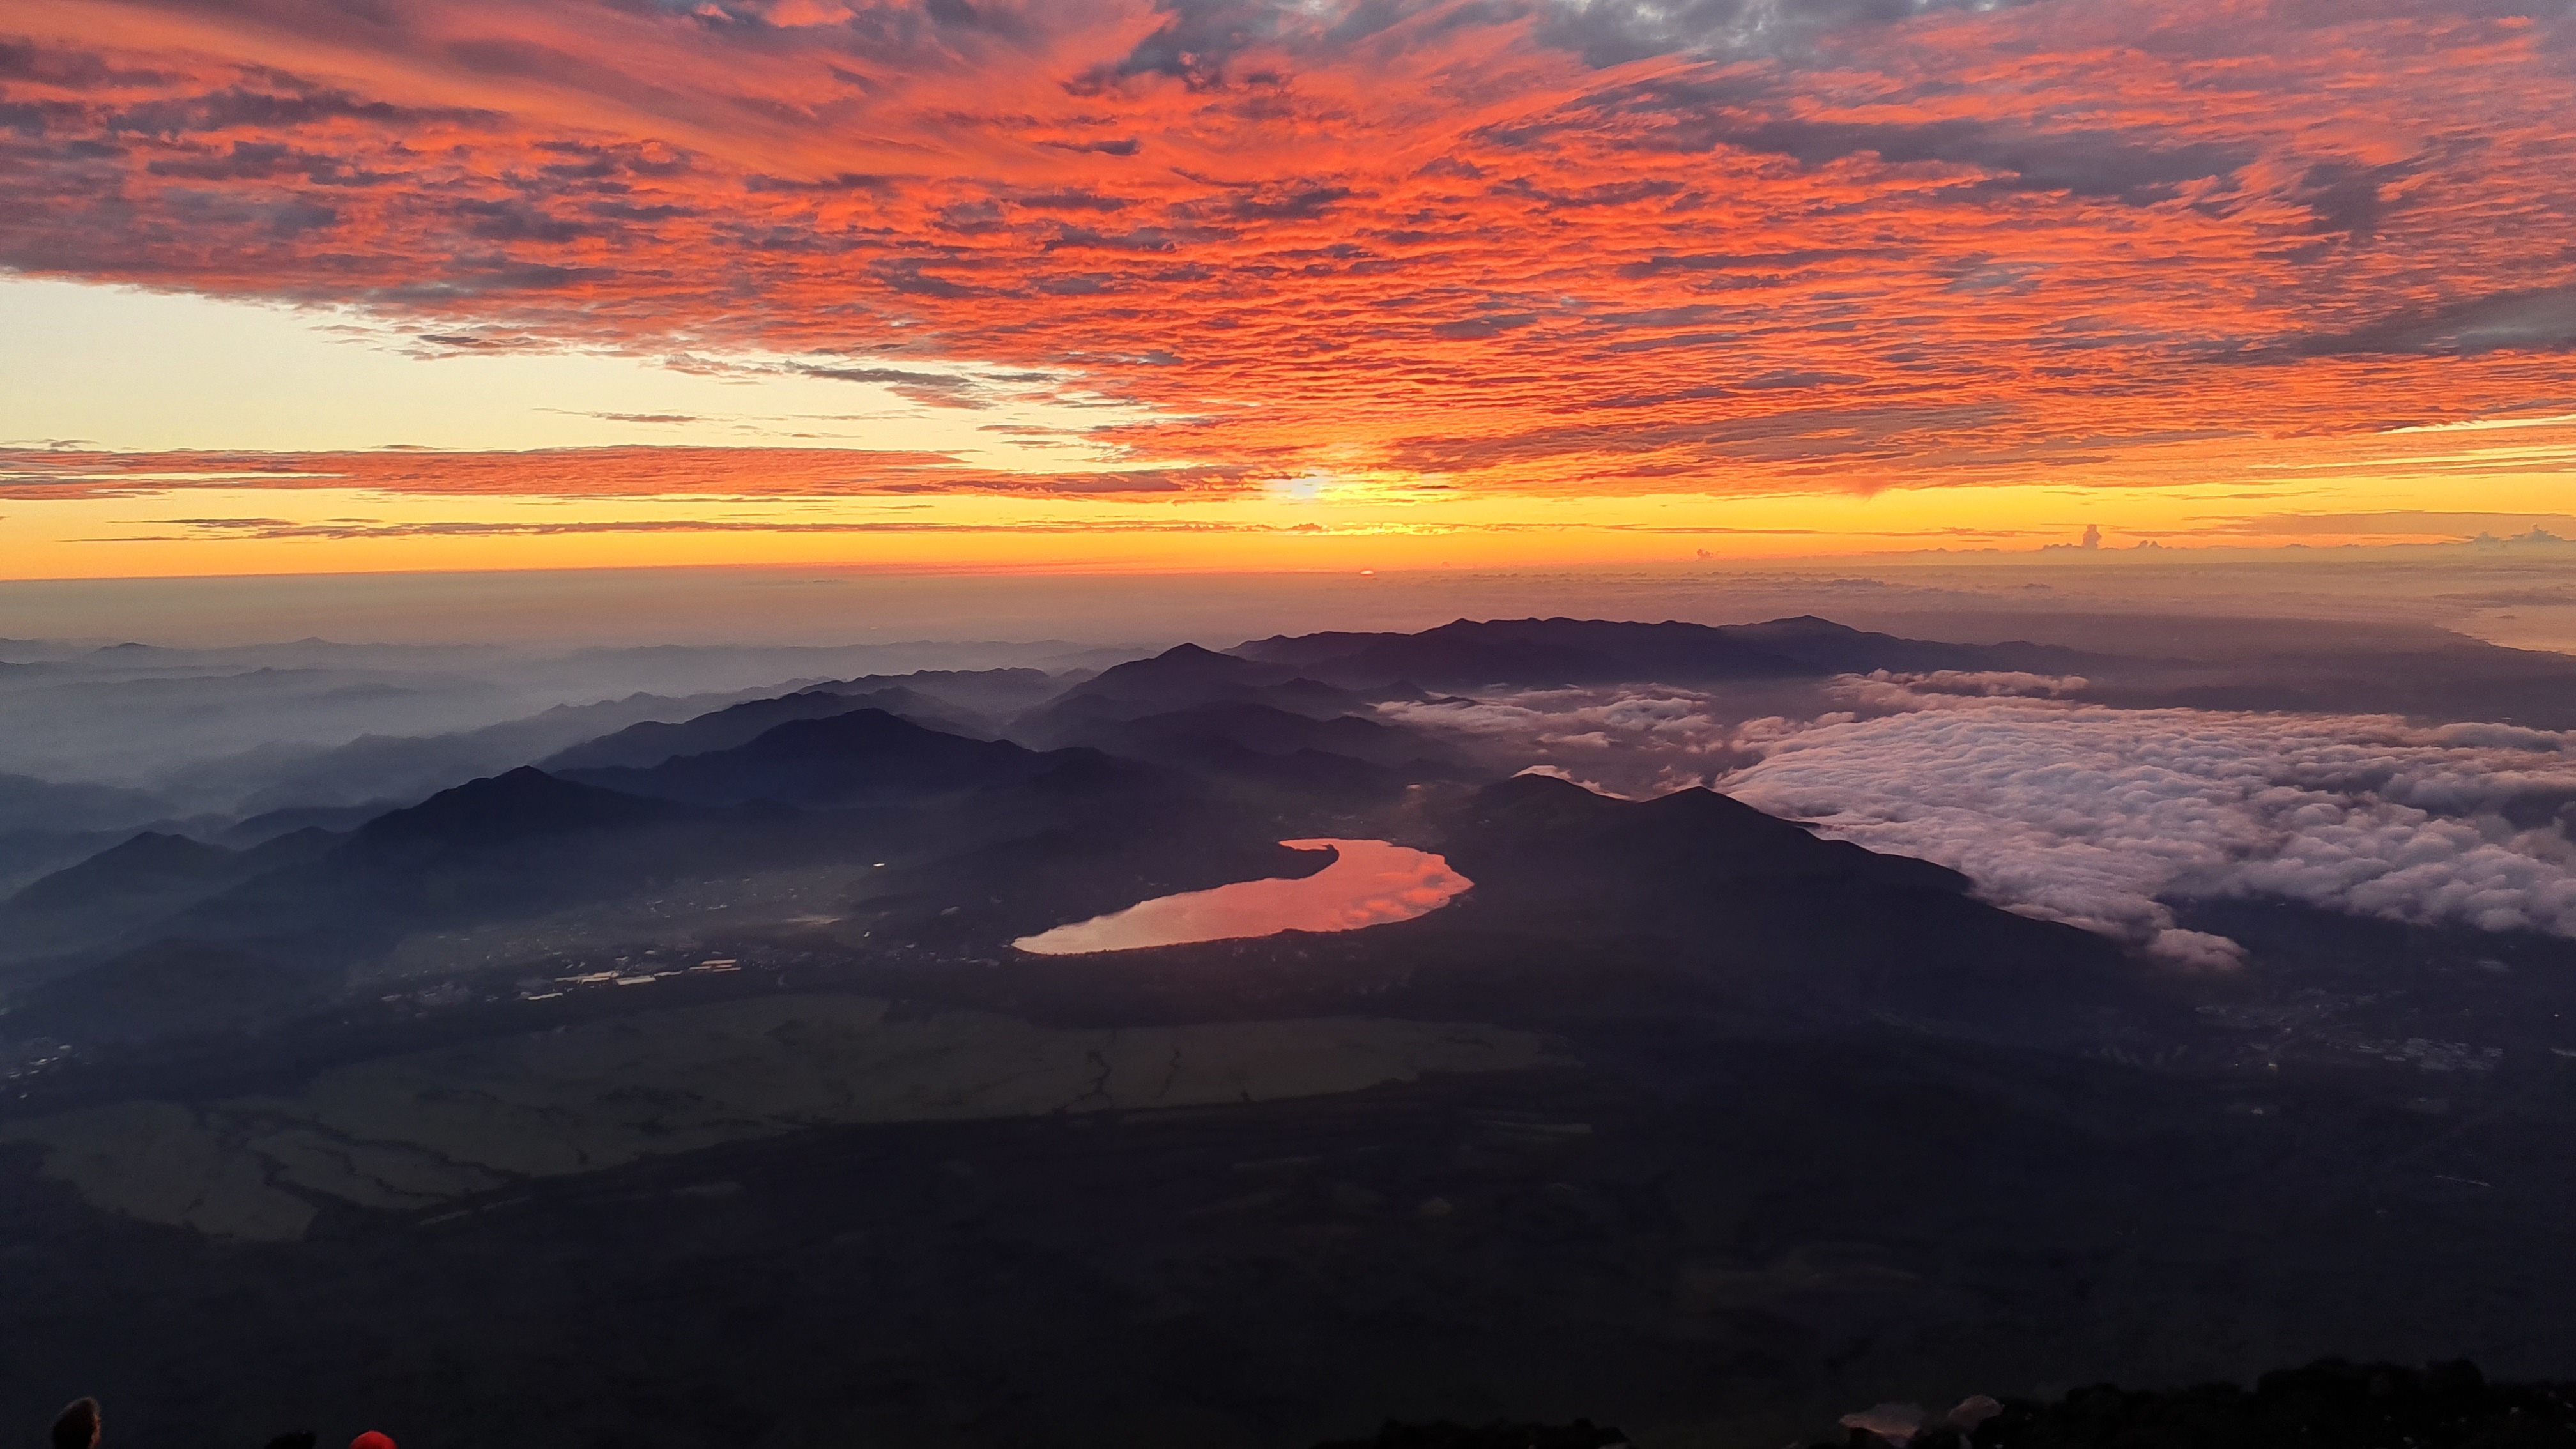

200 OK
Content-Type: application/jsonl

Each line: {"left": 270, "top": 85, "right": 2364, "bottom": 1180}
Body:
{"left": 1, "top": 993, "right": 1563, "bottom": 1239}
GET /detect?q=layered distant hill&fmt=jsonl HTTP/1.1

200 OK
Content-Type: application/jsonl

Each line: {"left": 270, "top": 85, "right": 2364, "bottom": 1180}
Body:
{"left": 560, "top": 708, "right": 1050, "bottom": 806}
{"left": 29, "top": 610, "right": 2565, "bottom": 1056}
{"left": 1232, "top": 615, "right": 2089, "bottom": 688}
{"left": 0, "top": 615, "right": 2174, "bottom": 1051}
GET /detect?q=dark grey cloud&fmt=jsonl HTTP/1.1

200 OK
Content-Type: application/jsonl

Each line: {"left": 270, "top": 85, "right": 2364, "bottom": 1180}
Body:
{"left": 585, "top": 199, "right": 699, "bottom": 222}
{"left": 790, "top": 362, "right": 970, "bottom": 387}
{"left": 103, "top": 84, "right": 494, "bottom": 137}
{"left": 1078, "top": 0, "right": 1315, "bottom": 89}
{"left": 374, "top": 256, "right": 618, "bottom": 300}
{"left": 0, "top": 42, "right": 180, "bottom": 89}
{"left": 144, "top": 140, "right": 395, "bottom": 187}
{"left": 867, "top": 257, "right": 986, "bottom": 297}
{"left": 413, "top": 332, "right": 546, "bottom": 349}
{"left": 1036, "top": 137, "right": 1143, "bottom": 157}
{"left": 1385, "top": 401, "right": 2012, "bottom": 472}
{"left": 742, "top": 171, "right": 901, "bottom": 194}
{"left": 2286, "top": 283, "right": 2576, "bottom": 358}
{"left": 1613, "top": 248, "right": 1876, "bottom": 279}
{"left": 1015, "top": 189, "right": 1131, "bottom": 212}
{"left": 1742, "top": 368, "right": 1863, "bottom": 390}
{"left": 1222, "top": 184, "right": 1354, "bottom": 221}
{"left": 788, "top": 361, "right": 990, "bottom": 408}
{"left": 1586, "top": 383, "right": 1738, "bottom": 409}
{"left": 1466, "top": 63, "right": 2260, "bottom": 205}
{"left": 1041, "top": 224, "right": 1187, "bottom": 253}
{"left": 1430, "top": 313, "right": 1538, "bottom": 339}
{"left": 455, "top": 197, "right": 601, "bottom": 243}
{"left": 1531, "top": 0, "right": 2037, "bottom": 67}
{"left": 1617, "top": 93, "right": 2253, "bottom": 203}
{"left": 2283, "top": 157, "right": 2416, "bottom": 241}
{"left": 1032, "top": 273, "right": 1123, "bottom": 295}
{"left": 1080, "top": 0, "right": 2044, "bottom": 93}
{"left": 532, "top": 140, "right": 693, "bottom": 181}
{"left": 157, "top": 188, "right": 341, "bottom": 238}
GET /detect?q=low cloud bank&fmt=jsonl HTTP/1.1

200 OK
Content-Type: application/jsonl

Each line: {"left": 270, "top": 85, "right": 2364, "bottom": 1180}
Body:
{"left": 1381, "top": 689, "right": 1774, "bottom": 797}
{"left": 1390, "top": 674, "right": 2576, "bottom": 967}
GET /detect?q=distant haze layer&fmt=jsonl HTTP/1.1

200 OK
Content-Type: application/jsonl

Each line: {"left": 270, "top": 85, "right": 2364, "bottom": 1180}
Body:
{"left": 1, "top": 551, "right": 2568, "bottom": 653}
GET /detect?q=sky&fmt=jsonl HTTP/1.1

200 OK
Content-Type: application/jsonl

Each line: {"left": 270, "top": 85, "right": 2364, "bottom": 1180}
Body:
{"left": 3, "top": 0, "right": 2574, "bottom": 582}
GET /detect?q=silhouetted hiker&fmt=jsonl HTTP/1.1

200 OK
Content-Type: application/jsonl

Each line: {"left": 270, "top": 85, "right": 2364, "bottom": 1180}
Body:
{"left": 48, "top": 1400, "right": 99, "bottom": 1449}
{"left": 349, "top": 1432, "right": 397, "bottom": 1449}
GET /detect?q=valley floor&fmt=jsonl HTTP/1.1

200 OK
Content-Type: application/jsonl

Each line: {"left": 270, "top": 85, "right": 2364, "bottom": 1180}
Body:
{"left": 5, "top": 995, "right": 2574, "bottom": 1448}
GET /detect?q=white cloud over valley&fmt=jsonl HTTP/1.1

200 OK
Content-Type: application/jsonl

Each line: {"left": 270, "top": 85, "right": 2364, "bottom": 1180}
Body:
{"left": 1388, "top": 675, "right": 2576, "bottom": 967}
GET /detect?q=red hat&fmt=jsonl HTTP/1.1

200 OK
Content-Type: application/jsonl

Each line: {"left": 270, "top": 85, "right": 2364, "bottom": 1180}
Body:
{"left": 350, "top": 1434, "right": 397, "bottom": 1449}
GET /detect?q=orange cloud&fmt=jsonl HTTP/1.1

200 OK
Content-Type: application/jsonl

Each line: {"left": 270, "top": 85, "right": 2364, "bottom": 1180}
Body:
{"left": 3, "top": 0, "right": 2572, "bottom": 517}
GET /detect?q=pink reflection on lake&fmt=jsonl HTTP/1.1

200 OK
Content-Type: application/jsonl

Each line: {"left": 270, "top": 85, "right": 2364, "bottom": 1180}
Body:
{"left": 1011, "top": 839, "right": 1471, "bottom": 956}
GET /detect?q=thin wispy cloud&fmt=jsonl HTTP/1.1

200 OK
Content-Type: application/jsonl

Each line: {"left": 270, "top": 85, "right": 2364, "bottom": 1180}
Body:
{"left": 0, "top": 447, "right": 1249, "bottom": 499}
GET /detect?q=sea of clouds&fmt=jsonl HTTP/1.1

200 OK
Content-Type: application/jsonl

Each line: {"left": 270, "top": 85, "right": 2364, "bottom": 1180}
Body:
{"left": 1384, "top": 674, "right": 2576, "bottom": 967}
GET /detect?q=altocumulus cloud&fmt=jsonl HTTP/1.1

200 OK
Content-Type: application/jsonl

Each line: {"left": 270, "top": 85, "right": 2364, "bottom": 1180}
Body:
{"left": 1390, "top": 674, "right": 2576, "bottom": 968}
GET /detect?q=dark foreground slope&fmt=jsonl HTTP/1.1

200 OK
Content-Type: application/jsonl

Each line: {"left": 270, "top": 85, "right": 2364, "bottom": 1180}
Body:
{"left": 1433, "top": 775, "right": 2140, "bottom": 1032}
{"left": 1935, "top": 1359, "right": 2576, "bottom": 1449}
{"left": 3, "top": 643, "right": 2573, "bottom": 1449}
{"left": 12, "top": 1000, "right": 2576, "bottom": 1449}
{"left": 1317, "top": 1360, "right": 2576, "bottom": 1449}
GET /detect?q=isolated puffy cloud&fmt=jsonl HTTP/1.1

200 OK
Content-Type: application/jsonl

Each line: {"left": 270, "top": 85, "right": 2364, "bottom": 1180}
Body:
{"left": 1391, "top": 675, "right": 2576, "bottom": 966}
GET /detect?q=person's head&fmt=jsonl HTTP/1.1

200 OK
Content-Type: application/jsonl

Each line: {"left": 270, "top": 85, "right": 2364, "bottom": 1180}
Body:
{"left": 49, "top": 1399, "right": 100, "bottom": 1449}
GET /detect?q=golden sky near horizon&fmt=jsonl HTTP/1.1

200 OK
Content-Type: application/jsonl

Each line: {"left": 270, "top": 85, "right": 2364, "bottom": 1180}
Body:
{"left": 3, "top": 0, "right": 2573, "bottom": 579}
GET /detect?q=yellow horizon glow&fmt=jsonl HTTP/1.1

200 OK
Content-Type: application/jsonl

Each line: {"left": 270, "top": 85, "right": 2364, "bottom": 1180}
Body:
{"left": 3, "top": 461, "right": 2572, "bottom": 581}
{"left": 6, "top": 282, "right": 2573, "bottom": 583}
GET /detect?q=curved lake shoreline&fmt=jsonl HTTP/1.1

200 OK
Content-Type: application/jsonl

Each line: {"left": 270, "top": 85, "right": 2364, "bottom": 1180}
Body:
{"left": 1012, "top": 839, "right": 1471, "bottom": 956}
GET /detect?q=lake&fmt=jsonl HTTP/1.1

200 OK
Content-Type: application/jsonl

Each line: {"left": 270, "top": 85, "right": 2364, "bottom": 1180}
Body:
{"left": 1011, "top": 839, "right": 1471, "bottom": 955}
